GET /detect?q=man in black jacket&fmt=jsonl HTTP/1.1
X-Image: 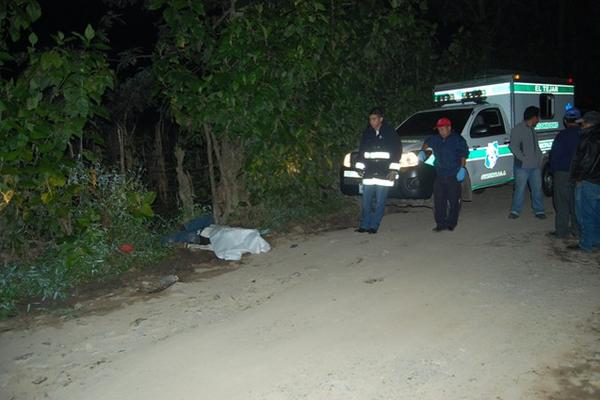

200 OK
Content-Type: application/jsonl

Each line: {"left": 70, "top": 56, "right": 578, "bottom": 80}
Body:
{"left": 354, "top": 107, "right": 402, "bottom": 234}
{"left": 569, "top": 111, "right": 600, "bottom": 252}
{"left": 549, "top": 107, "right": 581, "bottom": 238}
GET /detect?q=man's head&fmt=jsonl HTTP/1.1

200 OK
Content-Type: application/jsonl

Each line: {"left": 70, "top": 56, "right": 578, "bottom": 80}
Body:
{"left": 435, "top": 117, "right": 452, "bottom": 138}
{"left": 368, "top": 107, "right": 384, "bottom": 131}
{"left": 576, "top": 111, "right": 600, "bottom": 129}
{"left": 564, "top": 107, "right": 582, "bottom": 127}
{"left": 524, "top": 106, "right": 540, "bottom": 127}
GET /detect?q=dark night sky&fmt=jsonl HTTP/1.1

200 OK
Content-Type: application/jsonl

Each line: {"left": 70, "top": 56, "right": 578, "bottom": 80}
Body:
{"left": 30, "top": 0, "right": 600, "bottom": 110}
{"left": 33, "top": 0, "right": 157, "bottom": 62}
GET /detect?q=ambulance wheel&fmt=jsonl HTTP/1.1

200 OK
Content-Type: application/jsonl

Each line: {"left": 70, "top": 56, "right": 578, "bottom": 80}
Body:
{"left": 542, "top": 163, "right": 553, "bottom": 197}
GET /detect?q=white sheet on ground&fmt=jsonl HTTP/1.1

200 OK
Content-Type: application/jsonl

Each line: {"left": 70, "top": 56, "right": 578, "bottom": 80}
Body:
{"left": 200, "top": 225, "right": 271, "bottom": 261}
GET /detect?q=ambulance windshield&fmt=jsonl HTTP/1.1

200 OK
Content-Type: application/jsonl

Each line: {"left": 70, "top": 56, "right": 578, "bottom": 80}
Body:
{"left": 396, "top": 109, "right": 472, "bottom": 137}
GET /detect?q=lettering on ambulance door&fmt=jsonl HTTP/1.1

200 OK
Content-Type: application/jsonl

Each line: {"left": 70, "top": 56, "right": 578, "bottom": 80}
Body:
{"left": 467, "top": 108, "right": 511, "bottom": 189}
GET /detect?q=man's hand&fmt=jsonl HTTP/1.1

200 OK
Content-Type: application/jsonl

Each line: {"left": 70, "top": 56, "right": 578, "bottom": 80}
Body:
{"left": 418, "top": 150, "right": 427, "bottom": 163}
{"left": 386, "top": 171, "right": 398, "bottom": 181}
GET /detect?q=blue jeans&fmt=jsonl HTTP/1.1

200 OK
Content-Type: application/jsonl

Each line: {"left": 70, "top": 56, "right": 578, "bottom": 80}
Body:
{"left": 360, "top": 184, "right": 390, "bottom": 230}
{"left": 575, "top": 180, "right": 600, "bottom": 251}
{"left": 510, "top": 166, "right": 545, "bottom": 215}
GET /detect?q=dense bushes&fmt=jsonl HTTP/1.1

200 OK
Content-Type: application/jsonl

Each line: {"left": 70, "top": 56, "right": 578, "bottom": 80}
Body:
{"left": 0, "top": 164, "right": 170, "bottom": 317}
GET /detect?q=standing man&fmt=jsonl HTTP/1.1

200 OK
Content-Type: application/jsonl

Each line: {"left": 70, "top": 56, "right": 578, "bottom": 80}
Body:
{"left": 354, "top": 107, "right": 402, "bottom": 234}
{"left": 568, "top": 111, "right": 600, "bottom": 252}
{"left": 508, "top": 106, "right": 546, "bottom": 219}
{"left": 418, "top": 117, "right": 469, "bottom": 232}
{"left": 548, "top": 107, "right": 581, "bottom": 238}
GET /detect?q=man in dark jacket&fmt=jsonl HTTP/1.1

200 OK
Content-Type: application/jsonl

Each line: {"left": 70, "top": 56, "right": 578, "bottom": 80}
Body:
{"left": 549, "top": 107, "right": 581, "bottom": 238}
{"left": 568, "top": 111, "right": 600, "bottom": 252}
{"left": 419, "top": 117, "right": 469, "bottom": 232}
{"left": 354, "top": 107, "right": 402, "bottom": 234}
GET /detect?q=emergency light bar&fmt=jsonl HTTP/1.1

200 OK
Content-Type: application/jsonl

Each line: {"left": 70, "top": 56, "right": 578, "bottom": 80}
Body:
{"left": 434, "top": 89, "right": 487, "bottom": 105}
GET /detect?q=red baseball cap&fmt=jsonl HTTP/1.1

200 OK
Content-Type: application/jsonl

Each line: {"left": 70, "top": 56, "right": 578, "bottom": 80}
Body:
{"left": 435, "top": 117, "right": 452, "bottom": 128}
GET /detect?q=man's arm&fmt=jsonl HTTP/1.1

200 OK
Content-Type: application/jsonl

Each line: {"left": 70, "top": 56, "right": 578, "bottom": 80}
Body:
{"left": 569, "top": 141, "right": 584, "bottom": 182}
{"left": 456, "top": 138, "right": 468, "bottom": 180}
{"left": 461, "top": 136, "right": 469, "bottom": 164}
{"left": 384, "top": 125, "right": 402, "bottom": 180}
{"left": 421, "top": 135, "right": 431, "bottom": 151}
{"left": 457, "top": 136, "right": 469, "bottom": 167}
{"left": 509, "top": 125, "right": 525, "bottom": 161}
{"left": 548, "top": 133, "right": 564, "bottom": 171}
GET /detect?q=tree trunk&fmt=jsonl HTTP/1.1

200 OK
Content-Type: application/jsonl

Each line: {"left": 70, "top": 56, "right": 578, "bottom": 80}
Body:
{"left": 204, "top": 124, "right": 221, "bottom": 223}
{"left": 204, "top": 124, "right": 246, "bottom": 224}
{"left": 154, "top": 117, "right": 169, "bottom": 204}
{"left": 174, "top": 146, "right": 194, "bottom": 219}
{"left": 117, "top": 123, "right": 126, "bottom": 175}
{"left": 125, "top": 119, "right": 137, "bottom": 172}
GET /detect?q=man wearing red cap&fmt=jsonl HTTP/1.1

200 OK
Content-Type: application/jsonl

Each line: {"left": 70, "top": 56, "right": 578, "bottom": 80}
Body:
{"left": 418, "top": 117, "right": 469, "bottom": 231}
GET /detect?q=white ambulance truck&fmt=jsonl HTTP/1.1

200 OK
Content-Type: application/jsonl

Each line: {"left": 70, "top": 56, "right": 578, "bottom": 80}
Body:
{"left": 340, "top": 73, "right": 575, "bottom": 201}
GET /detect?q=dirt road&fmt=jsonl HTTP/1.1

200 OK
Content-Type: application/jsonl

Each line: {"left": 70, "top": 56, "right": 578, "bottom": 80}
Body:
{"left": 1, "top": 185, "right": 599, "bottom": 400}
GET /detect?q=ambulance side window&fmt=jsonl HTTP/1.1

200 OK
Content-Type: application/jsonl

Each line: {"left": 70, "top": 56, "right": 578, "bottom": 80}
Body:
{"left": 470, "top": 109, "right": 506, "bottom": 138}
{"left": 539, "top": 94, "right": 555, "bottom": 119}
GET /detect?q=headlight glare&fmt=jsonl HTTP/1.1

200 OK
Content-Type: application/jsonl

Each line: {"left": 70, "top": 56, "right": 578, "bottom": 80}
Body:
{"left": 343, "top": 153, "right": 351, "bottom": 168}
{"left": 400, "top": 152, "right": 419, "bottom": 168}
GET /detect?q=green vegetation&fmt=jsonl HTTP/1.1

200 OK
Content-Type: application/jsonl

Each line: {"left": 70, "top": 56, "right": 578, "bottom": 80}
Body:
{"left": 152, "top": 0, "right": 439, "bottom": 223}
{"left": 0, "top": 163, "right": 171, "bottom": 317}
{"left": 0, "top": 0, "right": 486, "bottom": 316}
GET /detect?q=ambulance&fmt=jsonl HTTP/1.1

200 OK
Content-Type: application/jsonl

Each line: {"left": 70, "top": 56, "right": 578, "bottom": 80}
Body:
{"left": 340, "top": 73, "right": 575, "bottom": 201}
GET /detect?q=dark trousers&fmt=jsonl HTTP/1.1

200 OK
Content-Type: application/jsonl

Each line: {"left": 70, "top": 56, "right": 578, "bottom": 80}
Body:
{"left": 433, "top": 175, "right": 461, "bottom": 229}
{"left": 553, "top": 171, "right": 579, "bottom": 238}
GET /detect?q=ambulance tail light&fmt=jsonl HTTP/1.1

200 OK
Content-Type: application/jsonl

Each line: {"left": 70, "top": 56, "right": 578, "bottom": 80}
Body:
{"left": 343, "top": 153, "right": 352, "bottom": 168}
{"left": 567, "top": 76, "right": 574, "bottom": 84}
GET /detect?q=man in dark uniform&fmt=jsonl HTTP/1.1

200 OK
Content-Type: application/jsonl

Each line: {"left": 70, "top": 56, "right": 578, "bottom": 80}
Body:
{"left": 548, "top": 107, "right": 581, "bottom": 238}
{"left": 354, "top": 107, "right": 402, "bottom": 234}
{"left": 418, "top": 117, "right": 469, "bottom": 232}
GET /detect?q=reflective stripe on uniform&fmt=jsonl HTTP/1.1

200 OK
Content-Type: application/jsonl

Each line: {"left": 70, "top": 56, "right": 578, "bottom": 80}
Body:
{"left": 343, "top": 170, "right": 361, "bottom": 178}
{"left": 355, "top": 162, "right": 366, "bottom": 170}
{"left": 364, "top": 151, "right": 390, "bottom": 159}
{"left": 362, "top": 178, "right": 394, "bottom": 187}
{"left": 388, "top": 162, "right": 401, "bottom": 171}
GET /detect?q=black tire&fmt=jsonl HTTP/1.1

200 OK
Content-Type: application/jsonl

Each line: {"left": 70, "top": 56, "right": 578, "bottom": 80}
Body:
{"left": 542, "top": 163, "right": 553, "bottom": 197}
